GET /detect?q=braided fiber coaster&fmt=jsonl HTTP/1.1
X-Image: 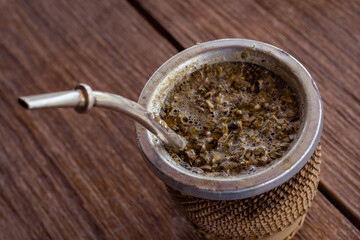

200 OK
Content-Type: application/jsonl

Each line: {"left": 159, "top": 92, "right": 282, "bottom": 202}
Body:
{"left": 167, "top": 145, "right": 321, "bottom": 240}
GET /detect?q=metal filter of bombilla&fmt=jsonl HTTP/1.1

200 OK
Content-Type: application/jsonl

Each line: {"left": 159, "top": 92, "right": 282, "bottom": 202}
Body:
{"left": 18, "top": 83, "right": 186, "bottom": 151}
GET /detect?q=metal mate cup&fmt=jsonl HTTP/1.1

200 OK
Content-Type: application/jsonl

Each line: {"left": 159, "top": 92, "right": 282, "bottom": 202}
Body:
{"left": 136, "top": 39, "right": 323, "bottom": 239}
{"left": 136, "top": 39, "right": 323, "bottom": 200}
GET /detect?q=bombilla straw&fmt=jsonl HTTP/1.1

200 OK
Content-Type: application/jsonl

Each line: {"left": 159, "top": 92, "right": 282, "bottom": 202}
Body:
{"left": 18, "top": 83, "right": 186, "bottom": 150}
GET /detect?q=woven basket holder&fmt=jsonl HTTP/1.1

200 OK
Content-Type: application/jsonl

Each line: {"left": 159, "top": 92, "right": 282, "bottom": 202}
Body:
{"left": 167, "top": 144, "right": 321, "bottom": 240}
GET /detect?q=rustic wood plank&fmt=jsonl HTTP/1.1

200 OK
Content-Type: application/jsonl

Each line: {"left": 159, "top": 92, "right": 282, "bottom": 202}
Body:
{"left": 293, "top": 193, "right": 359, "bottom": 240}
{"left": 0, "top": 0, "right": 201, "bottom": 239}
{"left": 137, "top": 0, "right": 360, "bottom": 224}
{"left": 0, "top": 0, "right": 359, "bottom": 239}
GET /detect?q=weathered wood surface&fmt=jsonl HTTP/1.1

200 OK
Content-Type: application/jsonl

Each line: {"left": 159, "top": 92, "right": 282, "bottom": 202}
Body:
{"left": 293, "top": 194, "right": 359, "bottom": 240}
{"left": 138, "top": 0, "right": 360, "bottom": 225}
{"left": 0, "top": 0, "right": 359, "bottom": 239}
{"left": 0, "top": 0, "right": 199, "bottom": 239}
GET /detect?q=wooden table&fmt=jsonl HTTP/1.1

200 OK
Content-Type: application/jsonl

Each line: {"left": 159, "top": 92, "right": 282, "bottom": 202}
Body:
{"left": 1, "top": 0, "right": 359, "bottom": 239}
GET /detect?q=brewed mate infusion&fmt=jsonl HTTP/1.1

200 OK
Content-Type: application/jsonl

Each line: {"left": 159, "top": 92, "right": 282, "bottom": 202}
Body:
{"left": 160, "top": 62, "right": 299, "bottom": 176}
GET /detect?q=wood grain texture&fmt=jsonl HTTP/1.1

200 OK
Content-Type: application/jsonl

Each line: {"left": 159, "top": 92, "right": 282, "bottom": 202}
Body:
{"left": 138, "top": 0, "right": 360, "bottom": 224}
{"left": 0, "top": 0, "right": 200, "bottom": 239}
{"left": 293, "top": 194, "right": 359, "bottom": 240}
{"left": 0, "top": 0, "right": 359, "bottom": 239}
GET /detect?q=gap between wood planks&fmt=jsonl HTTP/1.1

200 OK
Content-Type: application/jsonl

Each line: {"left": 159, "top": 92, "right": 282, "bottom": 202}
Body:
{"left": 127, "top": 0, "right": 360, "bottom": 231}
{"left": 318, "top": 182, "right": 360, "bottom": 229}
{"left": 126, "top": 0, "right": 184, "bottom": 52}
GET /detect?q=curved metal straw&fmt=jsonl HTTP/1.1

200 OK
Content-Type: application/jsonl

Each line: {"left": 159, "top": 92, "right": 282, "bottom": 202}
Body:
{"left": 18, "top": 83, "right": 186, "bottom": 150}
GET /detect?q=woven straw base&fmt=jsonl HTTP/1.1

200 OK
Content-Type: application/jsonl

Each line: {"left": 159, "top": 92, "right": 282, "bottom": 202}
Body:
{"left": 167, "top": 144, "right": 321, "bottom": 240}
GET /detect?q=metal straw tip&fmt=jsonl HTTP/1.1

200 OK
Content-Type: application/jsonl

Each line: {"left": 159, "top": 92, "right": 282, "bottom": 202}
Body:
{"left": 18, "top": 97, "right": 30, "bottom": 109}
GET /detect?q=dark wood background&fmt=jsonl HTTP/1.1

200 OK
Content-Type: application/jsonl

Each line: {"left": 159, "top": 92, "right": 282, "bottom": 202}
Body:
{"left": 0, "top": 0, "right": 359, "bottom": 239}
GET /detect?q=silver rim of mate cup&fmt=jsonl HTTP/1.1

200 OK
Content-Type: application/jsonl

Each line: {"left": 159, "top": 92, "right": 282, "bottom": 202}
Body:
{"left": 135, "top": 39, "right": 323, "bottom": 200}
